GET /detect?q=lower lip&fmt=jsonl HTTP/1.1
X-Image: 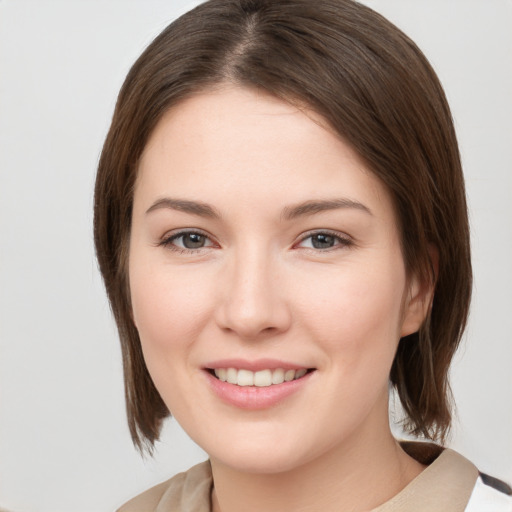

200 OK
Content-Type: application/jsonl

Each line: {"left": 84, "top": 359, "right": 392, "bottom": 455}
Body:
{"left": 204, "top": 370, "right": 314, "bottom": 410}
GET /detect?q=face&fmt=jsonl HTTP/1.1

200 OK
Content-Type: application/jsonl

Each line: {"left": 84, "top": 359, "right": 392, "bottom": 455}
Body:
{"left": 129, "top": 87, "right": 427, "bottom": 474}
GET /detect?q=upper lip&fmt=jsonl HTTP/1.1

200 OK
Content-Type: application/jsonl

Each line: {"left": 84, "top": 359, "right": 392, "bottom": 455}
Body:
{"left": 204, "top": 358, "right": 312, "bottom": 372}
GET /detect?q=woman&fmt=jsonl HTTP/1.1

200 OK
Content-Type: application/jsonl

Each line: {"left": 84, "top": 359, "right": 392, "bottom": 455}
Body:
{"left": 94, "top": 0, "right": 511, "bottom": 510}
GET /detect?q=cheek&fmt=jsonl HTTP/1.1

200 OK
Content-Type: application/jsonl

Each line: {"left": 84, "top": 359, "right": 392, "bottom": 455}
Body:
{"left": 129, "top": 260, "right": 213, "bottom": 358}
{"left": 298, "top": 261, "right": 406, "bottom": 372}
{"left": 128, "top": 263, "right": 216, "bottom": 414}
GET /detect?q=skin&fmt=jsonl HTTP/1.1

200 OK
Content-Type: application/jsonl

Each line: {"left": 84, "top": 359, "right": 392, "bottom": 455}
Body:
{"left": 129, "top": 86, "right": 432, "bottom": 512}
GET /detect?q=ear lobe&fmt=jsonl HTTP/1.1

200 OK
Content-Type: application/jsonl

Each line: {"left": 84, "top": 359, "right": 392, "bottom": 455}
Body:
{"left": 400, "top": 246, "right": 438, "bottom": 337}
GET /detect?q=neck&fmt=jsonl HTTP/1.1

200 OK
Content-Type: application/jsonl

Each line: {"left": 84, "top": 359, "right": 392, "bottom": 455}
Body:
{"left": 210, "top": 425, "right": 425, "bottom": 512}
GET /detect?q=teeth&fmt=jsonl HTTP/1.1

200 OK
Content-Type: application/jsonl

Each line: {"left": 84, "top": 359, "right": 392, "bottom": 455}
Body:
{"left": 295, "top": 368, "right": 307, "bottom": 379}
{"left": 237, "top": 369, "right": 254, "bottom": 387}
{"left": 215, "top": 368, "right": 227, "bottom": 382}
{"left": 213, "top": 367, "right": 309, "bottom": 386}
{"left": 284, "top": 369, "right": 295, "bottom": 382}
{"left": 226, "top": 367, "right": 237, "bottom": 384}
{"left": 271, "top": 368, "right": 285, "bottom": 385}
{"left": 254, "top": 369, "right": 272, "bottom": 387}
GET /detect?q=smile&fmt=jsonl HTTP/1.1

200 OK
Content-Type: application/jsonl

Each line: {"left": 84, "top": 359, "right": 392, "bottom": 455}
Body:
{"left": 205, "top": 365, "right": 316, "bottom": 409}
{"left": 212, "top": 368, "right": 310, "bottom": 387}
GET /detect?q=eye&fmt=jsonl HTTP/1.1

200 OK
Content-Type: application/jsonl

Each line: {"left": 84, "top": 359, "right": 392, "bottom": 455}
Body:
{"left": 297, "top": 231, "right": 352, "bottom": 250}
{"left": 159, "top": 230, "right": 216, "bottom": 252}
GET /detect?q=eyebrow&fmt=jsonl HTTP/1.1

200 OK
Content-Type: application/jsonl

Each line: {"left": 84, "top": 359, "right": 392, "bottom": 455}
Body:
{"left": 145, "top": 197, "right": 372, "bottom": 220}
{"left": 281, "top": 198, "right": 373, "bottom": 220}
{"left": 146, "top": 198, "right": 221, "bottom": 218}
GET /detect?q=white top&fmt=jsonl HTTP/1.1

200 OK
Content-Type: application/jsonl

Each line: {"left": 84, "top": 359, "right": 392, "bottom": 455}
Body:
{"left": 465, "top": 476, "right": 512, "bottom": 511}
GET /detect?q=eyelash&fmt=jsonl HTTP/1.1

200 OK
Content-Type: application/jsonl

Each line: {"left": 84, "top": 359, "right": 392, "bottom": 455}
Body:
{"left": 295, "top": 230, "right": 353, "bottom": 251}
{"left": 158, "top": 229, "right": 216, "bottom": 254}
{"left": 158, "top": 229, "right": 353, "bottom": 254}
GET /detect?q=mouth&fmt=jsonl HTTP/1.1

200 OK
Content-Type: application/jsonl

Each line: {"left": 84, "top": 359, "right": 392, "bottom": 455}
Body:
{"left": 207, "top": 367, "right": 315, "bottom": 387}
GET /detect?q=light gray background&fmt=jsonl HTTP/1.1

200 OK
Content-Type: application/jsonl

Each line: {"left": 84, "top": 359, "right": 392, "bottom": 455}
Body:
{"left": 0, "top": 1, "right": 511, "bottom": 511}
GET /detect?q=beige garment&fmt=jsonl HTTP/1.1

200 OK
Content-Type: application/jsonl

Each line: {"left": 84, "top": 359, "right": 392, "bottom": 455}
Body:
{"left": 118, "top": 462, "right": 212, "bottom": 512}
{"left": 372, "top": 443, "right": 479, "bottom": 511}
{"left": 117, "top": 443, "right": 479, "bottom": 512}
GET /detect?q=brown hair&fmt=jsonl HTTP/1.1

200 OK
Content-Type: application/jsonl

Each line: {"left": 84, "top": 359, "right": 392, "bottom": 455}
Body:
{"left": 94, "top": 0, "right": 471, "bottom": 452}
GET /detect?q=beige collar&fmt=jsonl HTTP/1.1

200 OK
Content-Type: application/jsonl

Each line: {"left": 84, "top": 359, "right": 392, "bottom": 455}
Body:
{"left": 371, "top": 442, "right": 479, "bottom": 512}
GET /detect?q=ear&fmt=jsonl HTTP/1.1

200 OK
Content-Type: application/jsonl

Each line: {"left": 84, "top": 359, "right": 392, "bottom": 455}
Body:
{"left": 400, "top": 246, "right": 438, "bottom": 337}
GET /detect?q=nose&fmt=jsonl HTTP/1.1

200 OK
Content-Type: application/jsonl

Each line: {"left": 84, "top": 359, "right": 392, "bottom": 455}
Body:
{"left": 214, "top": 246, "right": 292, "bottom": 340}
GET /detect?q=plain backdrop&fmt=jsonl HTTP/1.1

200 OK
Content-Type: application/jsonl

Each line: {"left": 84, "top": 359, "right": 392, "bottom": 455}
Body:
{"left": 0, "top": 1, "right": 511, "bottom": 511}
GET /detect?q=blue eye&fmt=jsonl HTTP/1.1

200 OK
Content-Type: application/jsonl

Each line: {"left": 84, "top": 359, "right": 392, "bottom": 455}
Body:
{"left": 177, "top": 233, "right": 209, "bottom": 249}
{"left": 160, "top": 230, "right": 215, "bottom": 252}
{"left": 309, "top": 233, "right": 336, "bottom": 249}
{"left": 298, "top": 231, "right": 352, "bottom": 250}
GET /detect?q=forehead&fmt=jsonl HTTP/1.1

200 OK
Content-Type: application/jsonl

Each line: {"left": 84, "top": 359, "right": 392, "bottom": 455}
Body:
{"left": 140, "top": 86, "right": 341, "bottom": 170}
{"left": 136, "top": 86, "right": 394, "bottom": 222}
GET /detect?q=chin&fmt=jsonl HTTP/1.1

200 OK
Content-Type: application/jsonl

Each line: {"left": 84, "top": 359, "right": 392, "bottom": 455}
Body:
{"left": 201, "top": 426, "right": 331, "bottom": 475}
{"left": 212, "top": 447, "right": 311, "bottom": 475}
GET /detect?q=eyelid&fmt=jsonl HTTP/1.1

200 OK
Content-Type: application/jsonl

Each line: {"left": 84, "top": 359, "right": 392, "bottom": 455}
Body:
{"left": 294, "top": 229, "right": 353, "bottom": 250}
{"left": 156, "top": 228, "right": 352, "bottom": 252}
{"left": 157, "top": 228, "right": 218, "bottom": 252}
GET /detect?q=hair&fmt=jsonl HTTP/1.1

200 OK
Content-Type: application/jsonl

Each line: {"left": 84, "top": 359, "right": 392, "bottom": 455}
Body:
{"left": 94, "top": 0, "right": 471, "bottom": 452}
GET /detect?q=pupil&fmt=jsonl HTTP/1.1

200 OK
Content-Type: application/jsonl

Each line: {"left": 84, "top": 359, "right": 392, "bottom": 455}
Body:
{"left": 312, "top": 234, "right": 334, "bottom": 249}
{"left": 183, "top": 233, "right": 205, "bottom": 249}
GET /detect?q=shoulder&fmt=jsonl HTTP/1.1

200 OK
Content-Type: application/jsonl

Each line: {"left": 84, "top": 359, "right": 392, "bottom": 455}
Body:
{"left": 399, "top": 441, "right": 512, "bottom": 511}
{"left": 116, "top": 479, "right": 173, "bottom": 512}
{"left": 117, "top": 460, "right": 212, "bottom": 512}
{"left": 465, "top": 473, "right": 512, "bottom": 512}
